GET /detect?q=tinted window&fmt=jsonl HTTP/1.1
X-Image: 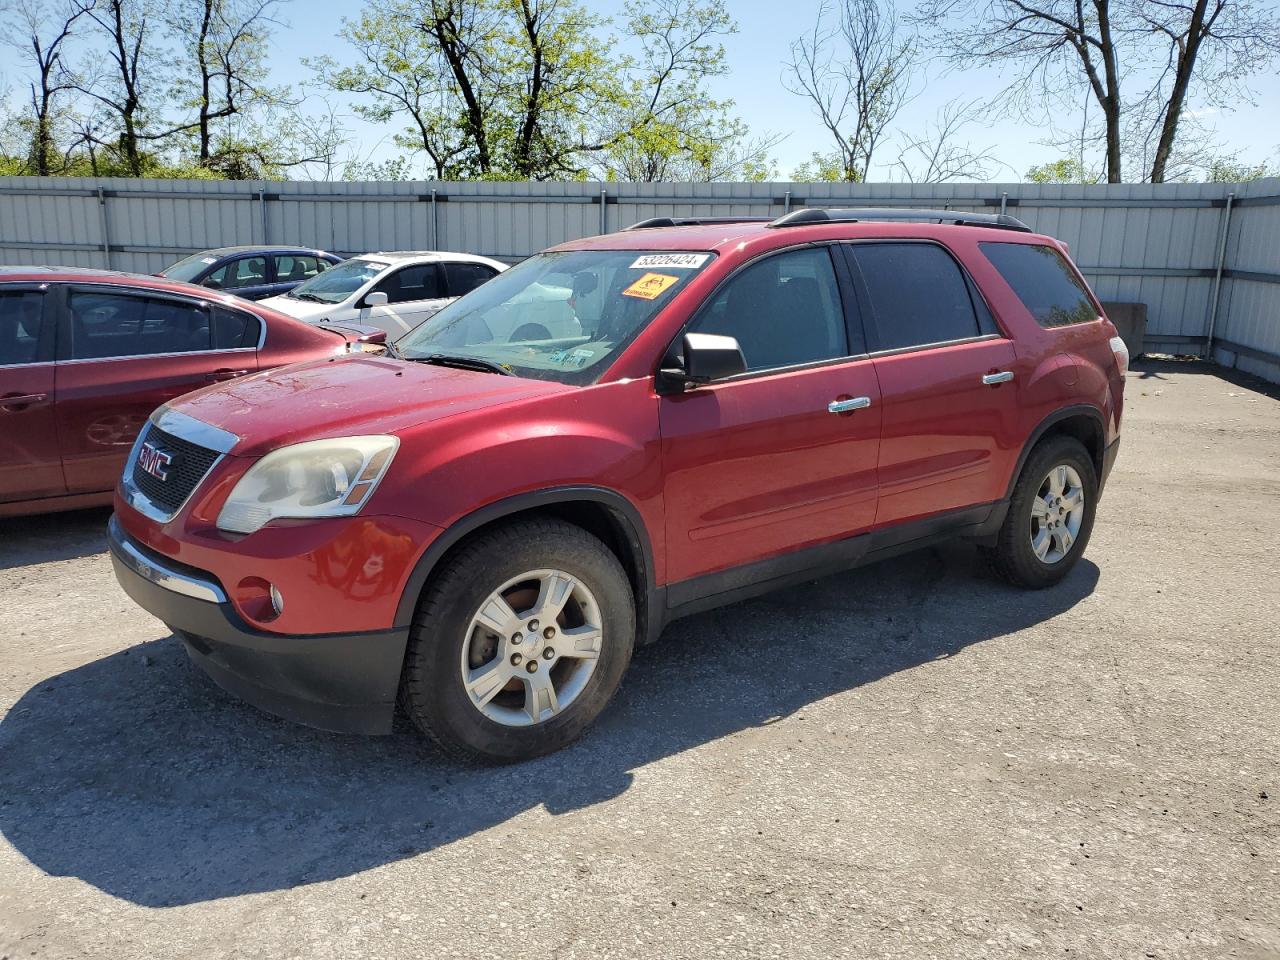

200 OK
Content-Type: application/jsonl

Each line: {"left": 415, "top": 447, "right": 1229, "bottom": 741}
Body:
{"left": 444, "top": 261, "right": 498, "bottom": 297}
{"left": 0, "top": 292, "right": 44, "bottom": 366}
{"left": 70, "top": 292, "right": 211, "bottom": 359}
{"left": 376, "top": 264, "right": 442, "bottom": 304}
{"left": 980, "top": 242, "right": 1098, "bottom": 328}
{"left": 274, "top": 254, "right": 326, "bottom": 284}
{"left": 212, "top": 307, "right": 262, "bottom": 349}
{"left": 690, "top": 247, "right": 848, "bottom": 371}
{"left": 205, "top": 256, "right": 267, "bottom": 291}
{"left": 851, "top": 243, "right": 981, "bottom": 351}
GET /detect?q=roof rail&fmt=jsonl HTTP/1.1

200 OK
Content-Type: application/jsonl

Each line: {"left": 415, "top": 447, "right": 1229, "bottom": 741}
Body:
{"left": 624, "top": 216, "right": 775, "bottom": 230}
{"left": 767, "top": 207, "right": 1032, "bottom": 233}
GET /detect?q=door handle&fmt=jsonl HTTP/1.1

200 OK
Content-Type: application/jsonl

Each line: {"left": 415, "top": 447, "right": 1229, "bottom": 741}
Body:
{"left": 0, "top": 392, "right": 49, "bottom": 412}
{"left": 982, "top": 371, "right": 1015, "bottom": 385}
{"left": 828, "top": 396, "right": 872, "bottom": 414}
{"left": 207, "top": 369, "right": 250, "bottom": 382}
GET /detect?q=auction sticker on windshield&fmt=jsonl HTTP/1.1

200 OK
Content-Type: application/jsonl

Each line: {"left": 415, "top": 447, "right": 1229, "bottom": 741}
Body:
{"left": 630, "top": 253, "right": 710, "bottom": 270}
{"left": 622, "top": 273, "right": 681, "bottom": 300}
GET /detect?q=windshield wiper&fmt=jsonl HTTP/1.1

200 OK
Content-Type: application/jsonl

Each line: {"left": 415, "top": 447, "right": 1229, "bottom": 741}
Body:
{"left": 410, "top": 353, "right": 513, "bottom": 376}
{"left": 291, "top": 291, "right": 328, "bottom": 303}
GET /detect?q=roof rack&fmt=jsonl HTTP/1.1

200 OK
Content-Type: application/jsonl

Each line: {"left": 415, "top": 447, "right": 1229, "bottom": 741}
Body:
{"left": 624, "top": 216, "right": 775, "bottom": 230}
{"left": 767, "top": 207, "right": 1032, "bottom": 233}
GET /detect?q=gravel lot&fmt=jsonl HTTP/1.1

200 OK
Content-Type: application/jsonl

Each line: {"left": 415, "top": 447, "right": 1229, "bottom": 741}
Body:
{"left": 1, "top": 360, "right": 1277, "bottom": 960}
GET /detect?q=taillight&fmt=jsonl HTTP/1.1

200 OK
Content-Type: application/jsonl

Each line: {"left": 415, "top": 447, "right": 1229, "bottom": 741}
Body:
{"left": 1109, "top": 336, "right": 1129, "bottom": 373}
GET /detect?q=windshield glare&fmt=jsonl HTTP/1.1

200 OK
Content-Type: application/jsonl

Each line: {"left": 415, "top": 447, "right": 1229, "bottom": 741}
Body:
{"left": 397, "top": 250, "right": 712, "bottom": 383}
{"left": 288, "top": 258, "right": 383, "bottom": 303}
{"left": 161, "top": 252, "right": 220, "bottom": 283}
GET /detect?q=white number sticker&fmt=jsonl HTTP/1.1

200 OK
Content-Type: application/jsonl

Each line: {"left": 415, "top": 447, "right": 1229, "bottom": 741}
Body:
{"left": 630, "top": 253, "right": 710, "bottom": 270}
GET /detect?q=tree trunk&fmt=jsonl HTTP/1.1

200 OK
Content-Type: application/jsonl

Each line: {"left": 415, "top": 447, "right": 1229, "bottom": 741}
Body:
{"left": 1149, "top": 0, "right": 1210, "bottom": 183}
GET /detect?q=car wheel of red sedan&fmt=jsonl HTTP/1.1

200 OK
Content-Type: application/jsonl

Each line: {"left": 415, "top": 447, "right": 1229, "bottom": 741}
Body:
{"left": 399, "top": 518, "right": 635, "bottom": 764}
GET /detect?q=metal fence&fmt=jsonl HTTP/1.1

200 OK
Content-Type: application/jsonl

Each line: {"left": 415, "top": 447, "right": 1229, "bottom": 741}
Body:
{"left": 2, "top": 175, "right": 1278, "bottom": 381}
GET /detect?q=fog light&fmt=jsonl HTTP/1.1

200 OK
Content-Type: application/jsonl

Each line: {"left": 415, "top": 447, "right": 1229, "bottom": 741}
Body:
{"left": 270, "top": 584, "right": 285, "bottom": 617}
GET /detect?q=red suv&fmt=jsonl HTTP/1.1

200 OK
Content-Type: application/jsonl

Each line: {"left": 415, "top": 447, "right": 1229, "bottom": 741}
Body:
{"left": 109, "top": 209, "right": 1126, "bottom": 763}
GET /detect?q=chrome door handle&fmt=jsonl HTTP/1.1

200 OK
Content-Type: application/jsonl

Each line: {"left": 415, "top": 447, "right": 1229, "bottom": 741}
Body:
{"left": 982, "top": 371, "right": 1015, "bottom": 385}
{"left": 828, "top": 396, "right": 872, "bottom": 414}
{"left": 0, "top": 392, "right": 49, "bottom": 412}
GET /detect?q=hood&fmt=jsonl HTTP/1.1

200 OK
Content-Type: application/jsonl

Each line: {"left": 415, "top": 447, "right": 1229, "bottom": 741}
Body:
{"left": 166, "top": 355, "right": 572, "bottom": 457}
{"left": 258, "top": 294, "right": 341, "bottom": 322}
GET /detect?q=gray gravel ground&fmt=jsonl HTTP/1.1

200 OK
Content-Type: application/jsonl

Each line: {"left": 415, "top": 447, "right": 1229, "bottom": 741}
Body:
{"left": 0, "top": 359, "right": 1277, "bottom": 959}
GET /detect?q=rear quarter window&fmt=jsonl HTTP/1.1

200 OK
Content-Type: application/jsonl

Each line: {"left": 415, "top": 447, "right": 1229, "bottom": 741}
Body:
{"left": 980, "top": 242, "right": 1098, "bottom": 328}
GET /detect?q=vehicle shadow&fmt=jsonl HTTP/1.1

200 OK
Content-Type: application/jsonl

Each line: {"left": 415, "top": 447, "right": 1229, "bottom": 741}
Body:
{"left": 0, "top": 507, "right": 111, "bottom": 571}
{"left": 0, "top": 543, "right": 1099, "bottom": 907}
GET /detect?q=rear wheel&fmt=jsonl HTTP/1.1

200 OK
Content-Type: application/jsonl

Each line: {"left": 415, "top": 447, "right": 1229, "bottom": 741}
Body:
{"left": 399, "top": 518, "right": 635, "bottom": 763}
{"left": 984, "top": 435, "right": 1097, "bottom": 589}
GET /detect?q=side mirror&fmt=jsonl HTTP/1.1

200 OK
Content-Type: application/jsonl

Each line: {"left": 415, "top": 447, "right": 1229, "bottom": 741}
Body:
{"left": 363, "top": 291, "right": 389, "bottom": 308}
{"left": 657, "top": 332, "right": 747, "bottom": 393}
{"left": 204, "top": 277, "right": 223, "bottom": 290}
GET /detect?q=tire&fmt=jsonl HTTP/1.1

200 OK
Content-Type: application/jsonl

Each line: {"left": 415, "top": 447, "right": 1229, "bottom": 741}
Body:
{"left": 983, "top": 434, "right": 1098, "bottom": 589}
{"left": 399, "top": 518, "right": 635, "bottom": 763}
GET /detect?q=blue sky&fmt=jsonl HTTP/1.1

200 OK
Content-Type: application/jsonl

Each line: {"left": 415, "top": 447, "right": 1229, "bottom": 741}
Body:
{"left": 7, "top": 0, "right": 1280, "bottom": 180}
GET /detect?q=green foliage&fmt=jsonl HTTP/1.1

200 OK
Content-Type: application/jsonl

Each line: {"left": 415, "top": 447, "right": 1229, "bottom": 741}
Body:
{"left": 791, "top": 151, "right": 860, "bottom": 182}
{"left": 1024, "top": 158, "right": 1101, "bottom": 184}
{"left": 1205, "top": 157, "right": 1277, "bottom": 182}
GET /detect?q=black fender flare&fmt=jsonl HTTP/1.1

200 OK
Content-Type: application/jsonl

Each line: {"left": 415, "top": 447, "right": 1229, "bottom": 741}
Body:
{"left": 393, "top": 485, "right": 659, "bottom": 633}
{"left": 1004, "top": 404, "right": 1106, "bottom": 500}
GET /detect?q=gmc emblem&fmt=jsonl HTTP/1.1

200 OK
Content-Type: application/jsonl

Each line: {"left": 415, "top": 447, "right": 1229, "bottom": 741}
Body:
{"left": 138, "top": 442, "right": 174, "bottom": 481}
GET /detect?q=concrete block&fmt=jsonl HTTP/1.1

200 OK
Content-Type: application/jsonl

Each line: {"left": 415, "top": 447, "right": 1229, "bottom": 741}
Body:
{"left": 1102, "top": 302, "right": 1148, "bottom": 358}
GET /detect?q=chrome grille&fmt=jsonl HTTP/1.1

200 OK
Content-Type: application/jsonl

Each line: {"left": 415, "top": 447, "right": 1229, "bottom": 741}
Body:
{"left": 130, "top": 423, "right": 220, "bottom": 515}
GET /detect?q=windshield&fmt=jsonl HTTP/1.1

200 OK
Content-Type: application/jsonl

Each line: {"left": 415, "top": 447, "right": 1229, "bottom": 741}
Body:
{"left": 161, "top": 252, "right": 221, "bottom": 283}
{"left": 397, "top": 250, "right": 712, "bottom": 383}
{"left": 287, "top": 258, "right": 384, "bottom": 303}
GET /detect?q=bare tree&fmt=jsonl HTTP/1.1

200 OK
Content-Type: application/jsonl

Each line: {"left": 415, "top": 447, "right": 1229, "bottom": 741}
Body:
{"left": 74, "top": 0, "right": 157, "bottom": 175}
{"left": 784, "top": 0, "right": 916, "bottom": 181}
{"left": 915, "top": 0, "right": 1126, "bottom": 182}
{"left": 917, "top": 0, "right": 1280, "bottom": 183}
{"left": 892, "top": 100, "right": 1003, "bottom": 182}
{"left": 3, "top": 0, "right": 94, "bottom": 175}
{"left": 1137, "top": 0, "right": 1280, "bottom": 182}
{"left": 162, "top": 0, "right": 288, "bottom": 169}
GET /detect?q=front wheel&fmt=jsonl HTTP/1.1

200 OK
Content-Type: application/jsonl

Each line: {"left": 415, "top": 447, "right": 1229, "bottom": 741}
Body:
{"left": 984, "top": 435, "right": 1098, "bottom": 589}
{"left": 399, "top": 518, "right": 635, "bottom": 763}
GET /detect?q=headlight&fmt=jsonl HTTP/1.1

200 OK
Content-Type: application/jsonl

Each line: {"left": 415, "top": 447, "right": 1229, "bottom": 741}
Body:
{"left": 216, "top": 436, "right": 399, "bottom": 534}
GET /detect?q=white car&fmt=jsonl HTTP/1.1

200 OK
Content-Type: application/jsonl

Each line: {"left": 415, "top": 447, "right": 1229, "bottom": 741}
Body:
{"left": 259, "top": 251, "right": 508, "bottom": 338}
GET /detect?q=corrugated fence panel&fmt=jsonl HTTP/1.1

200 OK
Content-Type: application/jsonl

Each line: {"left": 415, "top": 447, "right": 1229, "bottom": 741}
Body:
{"left": 1, "top": 175, "right": 1278, "bottom": 379}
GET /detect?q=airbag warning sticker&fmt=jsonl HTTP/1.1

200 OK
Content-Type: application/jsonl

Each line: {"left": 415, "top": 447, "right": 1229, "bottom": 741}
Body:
{"left": 622, "top": 272, "right": 680, "bottom": 300}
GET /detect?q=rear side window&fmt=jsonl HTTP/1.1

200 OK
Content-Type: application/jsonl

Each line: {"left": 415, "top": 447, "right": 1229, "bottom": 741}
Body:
{"left": 275, "top": 255, "right": 326, "bottom": 283}
{"left": 376, "top": 264, "right": 443, "bottom": 304}
{"left": 69, "top": 292, "right": 211, "bottom": 359}
{"left": 980, "top": 242, "right": 1098, "bottom": 328}
{"left": 206, "top": 256, "right": 267, "bottom": 291}
{"left": 849, "top": 243, "right": 980, "bottom": 351}
{"left": 444, "top": 261, "right": 498, "bottom": 297}
{"left": 0, "top": 291, "right": 44, "bottom": 366}
{"left": 212, "top": 307, "right": 262, "bottom": 349}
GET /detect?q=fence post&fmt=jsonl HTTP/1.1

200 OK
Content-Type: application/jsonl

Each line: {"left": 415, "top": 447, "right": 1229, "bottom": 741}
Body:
{"left": 784, "top": 189, "right": 792, "bottom": 214}
{"left": 430, "top": 188, "right": 439, "bottom": 249}
{"left": 259, "top": 188, "right": 268, "bottom": 244}
{"left": 600, "top": 185, "right": 607, "bottom": 234}
{"left": 1000, "top": 191, "right": 1008, "bottom": 216}
{"left": 1206, "top": 191, "right": 1235, "bottom": 361}
{"left": 96, "top": 186, "right": 111, "bottom": 269}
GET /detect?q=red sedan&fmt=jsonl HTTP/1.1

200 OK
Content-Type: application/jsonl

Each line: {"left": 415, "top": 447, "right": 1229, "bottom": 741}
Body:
{"left": 0, "top": 266, "right": 383, "bottom": 517}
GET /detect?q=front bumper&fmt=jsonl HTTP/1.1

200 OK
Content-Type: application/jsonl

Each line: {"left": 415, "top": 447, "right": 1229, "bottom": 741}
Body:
{"left": 109, "top": 515, "right": 408, "bottom": 735}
